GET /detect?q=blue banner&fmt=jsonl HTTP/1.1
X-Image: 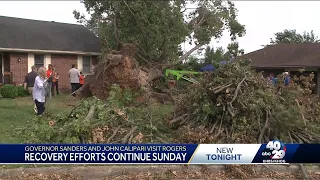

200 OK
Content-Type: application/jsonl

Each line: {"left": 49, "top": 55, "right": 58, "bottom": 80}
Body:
{"left": 252, "top": 143, "right": 320, "bottom": 164}
{"left": 0, "top": 144, "right": 197, "bottom": 164}
{"left": 0, "top": 142, "right": 319, "bottom": 164}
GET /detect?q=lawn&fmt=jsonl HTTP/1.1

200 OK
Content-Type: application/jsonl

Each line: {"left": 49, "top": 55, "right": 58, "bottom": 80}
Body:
{"left": 0, "top": 93, "right": 173, "bottom": 169}
{"left": 0, "top": 94, "right": 78, "bottom": 143}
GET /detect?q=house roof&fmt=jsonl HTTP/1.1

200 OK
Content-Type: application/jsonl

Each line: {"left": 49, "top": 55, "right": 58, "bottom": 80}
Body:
{"left": 242, "top": 43, "right": 320, "bottom": 68}
{"left": 0, "top": 16, "right": 101, "bottom": 54}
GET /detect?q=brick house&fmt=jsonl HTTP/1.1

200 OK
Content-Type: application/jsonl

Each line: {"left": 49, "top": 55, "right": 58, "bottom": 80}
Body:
{"left": 242, "top": 43, "right": 320, "bottom": 94}
{"left": 0, "top": 16, "right": 101, "bottom": 91}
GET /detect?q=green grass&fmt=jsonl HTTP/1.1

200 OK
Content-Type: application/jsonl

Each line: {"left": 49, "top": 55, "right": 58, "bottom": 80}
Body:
{"left": 0, "top": 94, "right": 80, "bottom": 169}
{"left": 0, "top": 94, "right": 78, "bottom": 143}
{"left": 0, "top": 95, "right": 173, "bottom": 169}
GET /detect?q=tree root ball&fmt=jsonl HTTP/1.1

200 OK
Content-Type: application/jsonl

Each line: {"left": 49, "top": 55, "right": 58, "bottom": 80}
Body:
{"left": 81, "top": 44, "right": 149, "bottom": 100}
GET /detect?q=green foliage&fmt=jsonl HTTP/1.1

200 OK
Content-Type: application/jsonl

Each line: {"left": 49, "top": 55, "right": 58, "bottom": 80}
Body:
{"left": 180, "top": 55, "right": 203, "bottom": 71}
{"left": 0, "top": 84, "right": 18, "bottom": 99}
{"left": 19, "top": 84, "right": 170, "bottom": 144}
{"left": 270, "top": 29, "right": 320, "bottom": 44}
{"left": 203, "top": 46, "right": 225, "bottom": 65}
{"left": 74, "top": 0, "right": 245, "bottom": 65}
{"left": 181, "top": 41, "right": 244, "bottom": 71}
{"left": 108, "top": 84, "right": 139, "bottom": 108}
{"left": 17, "top": 86, "right": 28, "bottom": 97}
{"left": 174, "top": 58, "right": 320, "bottom": 144}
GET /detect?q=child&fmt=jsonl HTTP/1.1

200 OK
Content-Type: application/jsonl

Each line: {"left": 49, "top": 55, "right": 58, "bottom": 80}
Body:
{"left": 79, "top": 72, "right": 85, "bottom": 87}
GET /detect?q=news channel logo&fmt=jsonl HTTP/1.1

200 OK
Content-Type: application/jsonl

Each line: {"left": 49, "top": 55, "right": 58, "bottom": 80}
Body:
{"left": 262, "top": 140, "right": 286, "bottom": 163}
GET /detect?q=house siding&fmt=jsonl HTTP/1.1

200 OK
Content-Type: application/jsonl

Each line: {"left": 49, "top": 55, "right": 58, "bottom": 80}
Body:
{"left": 51, "top": 54, "right": 78, "bottom": 92}
{"left": 10, "top": 53, "right": 28, "bottom": 86}
{"left": 51, "top": 54, "right": 97, "bottom": 92}
{"left": 7, "top": 53, "right": 98, "bottom": 91}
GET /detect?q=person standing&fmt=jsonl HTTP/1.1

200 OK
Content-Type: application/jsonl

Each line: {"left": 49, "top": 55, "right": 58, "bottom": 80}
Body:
{"left": 46, "top": 64, "right": 53, "bottom": 78}
{"left": 33, "top": 67, "right": 48, "bottom": 116}
{"left": 79, "top": 72, "right": 85, "bottom": 87}
{"left": 269, "top": 73, "right": 278, "bottom": 85}
{"left": 284, "top": 72, "right": 291, "bottom": 86}
{"left": 46, "top": 64, "right": 54, "bottom": 97}
{"left": 69, "top": 64, "right": 80, "bottom": 96}
{"left": 24, "top": 65, "right": 38, "bottom": 113}
{"left": 52, "top": 66, "right": 60, "bottom": 96}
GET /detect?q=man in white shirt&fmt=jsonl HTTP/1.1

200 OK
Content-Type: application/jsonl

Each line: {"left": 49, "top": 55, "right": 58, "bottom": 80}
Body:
{"left": 68, "top": 64, "right": 80, "bottom": 96}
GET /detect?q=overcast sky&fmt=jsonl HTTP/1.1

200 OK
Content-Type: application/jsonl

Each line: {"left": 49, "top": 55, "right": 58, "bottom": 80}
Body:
{"left": 0, "top": 1, "right": 319, "bottom": 54}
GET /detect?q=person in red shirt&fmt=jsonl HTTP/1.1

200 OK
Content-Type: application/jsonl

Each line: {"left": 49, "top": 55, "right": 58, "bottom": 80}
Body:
{"left": 46, "top": 64, "right": 53, "bottom": 78}
{"left": 46, "top": 64, "right": 54, "bottom": 97}
{"left": 79, "top": 72, "right": 85, "bottom": 87}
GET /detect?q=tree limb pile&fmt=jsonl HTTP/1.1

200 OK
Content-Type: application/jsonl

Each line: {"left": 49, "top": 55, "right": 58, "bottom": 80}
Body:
{"left": 172, "top": 58, "right": 320, "bottom": 144}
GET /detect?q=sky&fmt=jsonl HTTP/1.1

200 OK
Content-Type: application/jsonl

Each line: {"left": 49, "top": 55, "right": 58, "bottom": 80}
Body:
{"left": 0, "top": 1, "right": 320, "bottom": 54}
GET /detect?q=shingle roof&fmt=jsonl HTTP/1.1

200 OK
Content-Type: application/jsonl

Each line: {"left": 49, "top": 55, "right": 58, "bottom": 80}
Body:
{"left": 0, "top": 16, "right": 101, "bottom": 53}
{"left": 242, "top": 43, "right": 320, "bottom": 68}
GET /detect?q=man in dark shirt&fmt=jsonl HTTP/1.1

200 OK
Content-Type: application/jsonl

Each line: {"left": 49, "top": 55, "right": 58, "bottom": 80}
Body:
{"left": 24, "top": 65, "right": 38, "bottom": 113}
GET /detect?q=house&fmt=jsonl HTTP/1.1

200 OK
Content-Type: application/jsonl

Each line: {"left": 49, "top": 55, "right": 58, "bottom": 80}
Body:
{"left": 242, "top": 43, "right": 320, "bottom": 93}
{"left": 0, "top": 16, "right": 101, "bottom": 91}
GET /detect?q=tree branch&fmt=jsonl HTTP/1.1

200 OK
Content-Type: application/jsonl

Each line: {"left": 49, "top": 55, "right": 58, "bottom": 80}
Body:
{"left": 190, "top": 15, "right": 206, "bottom": 33}
{"left": 122, "top": 0, "right": 148, "bottom": 41}
{"left": 113, "top": 12, "right": 123, "bottom": 46}
{"left": 160, "top": 42, "right": 206, "bottom": 69}
{"left": 177, "top": 43, "right": 206, "bottom": 63}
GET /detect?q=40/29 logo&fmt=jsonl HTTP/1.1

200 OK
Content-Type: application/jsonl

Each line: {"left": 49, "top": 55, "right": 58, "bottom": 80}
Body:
{"left": 262, "top": 140, "right": 286, "bottom": 163}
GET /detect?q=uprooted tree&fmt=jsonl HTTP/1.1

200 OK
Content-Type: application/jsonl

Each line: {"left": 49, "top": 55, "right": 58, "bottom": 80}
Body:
{"left": 74, "top": 0, "right": 245, "bottom": 66}
{"left": 17, "top": 1, "right": 320, "bottom": 178}
{"left": 39, "top": 0, "right": 320, "bottom": 146}
{"left": 72, "top": 0, "right": 246, "bottom": 101}
{"left": 20, "top": 58, "right": 320, "bottom": 144}
{"left": 20, "top": 56, "right": 320, "bottom": 180}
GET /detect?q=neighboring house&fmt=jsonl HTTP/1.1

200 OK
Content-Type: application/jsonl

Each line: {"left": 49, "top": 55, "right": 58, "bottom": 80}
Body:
{"left": 242, "top": 43, "right": 320, "bottom": 93}
{"left": 0, "top": 16, "right": 101, "bottom": 90}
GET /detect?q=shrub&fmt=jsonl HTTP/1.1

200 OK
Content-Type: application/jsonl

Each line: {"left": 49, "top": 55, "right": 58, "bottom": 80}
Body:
{"left": 17, "top": 86, "right": 28, "bottom": 97}
{"left": 0, "top": 84, "right": 18, "bottom": 99}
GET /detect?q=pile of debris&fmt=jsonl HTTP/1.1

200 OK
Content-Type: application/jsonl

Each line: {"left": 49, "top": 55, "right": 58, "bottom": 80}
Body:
{"left": 171, "top": 58, "right": 320, "bottom": 144}
{"left": 22, "top": 51, "right": 320, "bottom": 145}
{"left": 19, "top": 51, "right": 320, "bottom": 179}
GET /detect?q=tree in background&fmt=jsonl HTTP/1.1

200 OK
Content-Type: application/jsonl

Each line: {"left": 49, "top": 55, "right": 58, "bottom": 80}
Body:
{"left": 270, "top": 29, "right": 320, "bottom": 44}
{"left": 225, "top": 42, "right": 244, "bottom": 59}
{"left": 74, "top": 0, "right": 245, "bottom": 66}
{"left": 182, "top": 41, "right": 244, "bottom": 71}
{"left": 203, "top": 46, "right": 225, "bottom": 64}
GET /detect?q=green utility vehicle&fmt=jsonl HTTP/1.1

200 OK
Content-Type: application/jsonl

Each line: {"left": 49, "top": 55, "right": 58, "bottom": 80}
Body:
{"left": 164, "top": 69, "right": 200, "bottom": 83}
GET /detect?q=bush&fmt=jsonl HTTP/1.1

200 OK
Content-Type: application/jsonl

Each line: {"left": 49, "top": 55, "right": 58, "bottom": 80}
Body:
{"left": 0, "top": 84, "right": 18, "bottom": 98}
{"left": 17, "top": 86, "right": 28, "bottom": 97}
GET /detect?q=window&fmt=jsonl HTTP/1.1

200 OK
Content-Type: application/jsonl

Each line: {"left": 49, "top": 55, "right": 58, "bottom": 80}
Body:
{"left": 34, "top": 54, "right": 44, "bottom": 68}
{"left": 82, "top": 56, "right": 91, "bottom": 74}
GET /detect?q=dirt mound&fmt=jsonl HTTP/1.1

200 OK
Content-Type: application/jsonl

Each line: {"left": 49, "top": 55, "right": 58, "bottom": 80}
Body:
{"left": 82, "top": 43, "right": 149, "bottom": 100}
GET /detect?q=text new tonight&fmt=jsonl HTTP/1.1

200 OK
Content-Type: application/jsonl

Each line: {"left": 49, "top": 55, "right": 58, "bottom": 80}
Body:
{"left": 206, "top": 147, "right": 242, "bottom": 161}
